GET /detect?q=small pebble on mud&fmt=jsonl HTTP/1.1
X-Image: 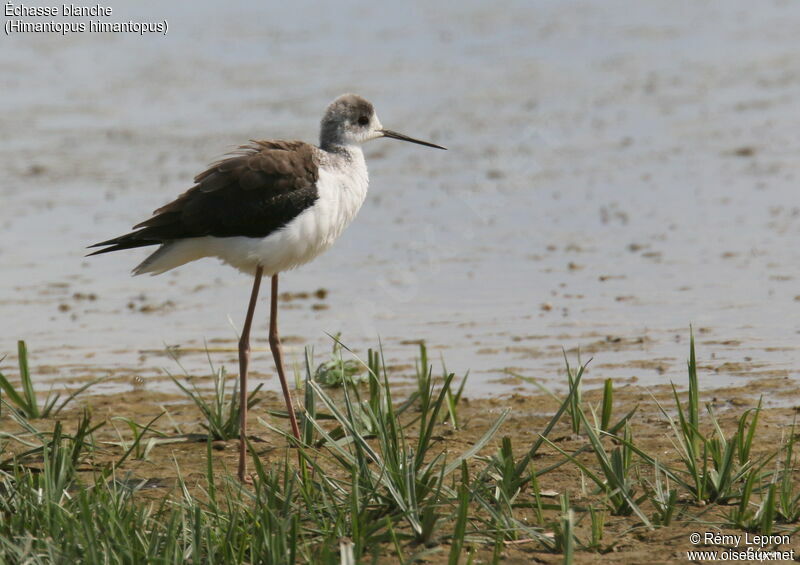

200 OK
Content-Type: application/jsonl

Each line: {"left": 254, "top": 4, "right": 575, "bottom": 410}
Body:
{"left": 730, "top": 146, "right": 756, "bottom": 157}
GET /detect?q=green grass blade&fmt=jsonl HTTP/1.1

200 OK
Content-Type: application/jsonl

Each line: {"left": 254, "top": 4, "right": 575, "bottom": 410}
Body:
{"left": 17, "top": 341, "right": 39, "bottom": 418}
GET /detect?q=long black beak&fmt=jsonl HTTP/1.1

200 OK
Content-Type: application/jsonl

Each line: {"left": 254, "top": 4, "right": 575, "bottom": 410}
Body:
{"left": 379, "top": 129, "right": 447, "bottom": 150}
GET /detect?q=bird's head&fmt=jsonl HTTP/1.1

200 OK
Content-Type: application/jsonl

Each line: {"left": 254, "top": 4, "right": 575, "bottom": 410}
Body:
{"left": 319, "top": 94, "right": 446, "bottom": 151}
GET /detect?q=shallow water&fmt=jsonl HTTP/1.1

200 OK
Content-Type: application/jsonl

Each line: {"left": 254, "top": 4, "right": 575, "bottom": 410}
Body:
{"left": 1, "top": 1, "right": 799, "bottom": 396}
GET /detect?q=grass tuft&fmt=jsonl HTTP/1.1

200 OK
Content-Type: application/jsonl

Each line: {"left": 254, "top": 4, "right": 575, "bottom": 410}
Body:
{"left": 171, "top": 364, "right": 262, "bottom": 441}
{"left": 0, "top": 340, "right": 104, "bottom": 419}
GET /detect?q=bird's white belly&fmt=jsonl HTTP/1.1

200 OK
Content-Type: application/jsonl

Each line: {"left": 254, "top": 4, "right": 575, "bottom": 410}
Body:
{"left": 191, "top": 163, "right": 367, "bottom": 276}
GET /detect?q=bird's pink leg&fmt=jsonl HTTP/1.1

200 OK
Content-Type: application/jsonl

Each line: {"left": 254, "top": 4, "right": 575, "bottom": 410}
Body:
{"left": 269, "top": 274, "right": 301, "bottom": 440}
{"left": 238, "top": 265, "right": 263, "bottom": 483}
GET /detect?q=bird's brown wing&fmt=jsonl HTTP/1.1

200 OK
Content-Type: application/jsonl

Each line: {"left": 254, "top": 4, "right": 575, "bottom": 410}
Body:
{"left": 88, "top": 140, "right": 320, "bottom": 254}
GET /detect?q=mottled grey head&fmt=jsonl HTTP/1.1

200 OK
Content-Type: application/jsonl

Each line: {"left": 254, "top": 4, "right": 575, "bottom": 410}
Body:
{"left": 319, "top": 94, "right": 446, "bottom": 151}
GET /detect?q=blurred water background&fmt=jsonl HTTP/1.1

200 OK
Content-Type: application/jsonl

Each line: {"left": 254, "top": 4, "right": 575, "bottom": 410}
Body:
{"left": 2, "top": 1, "right": 799, "bottom": 395}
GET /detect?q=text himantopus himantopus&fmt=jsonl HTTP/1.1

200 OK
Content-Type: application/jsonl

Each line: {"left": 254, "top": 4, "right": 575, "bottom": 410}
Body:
{"left": 88, "top": 94, "right": 446, "bottom": 481}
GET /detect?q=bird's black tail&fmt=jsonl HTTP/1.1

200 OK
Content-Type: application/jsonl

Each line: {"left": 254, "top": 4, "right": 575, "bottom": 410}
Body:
{"left": 86, "top": 232, "right": 161, "bottom": 257}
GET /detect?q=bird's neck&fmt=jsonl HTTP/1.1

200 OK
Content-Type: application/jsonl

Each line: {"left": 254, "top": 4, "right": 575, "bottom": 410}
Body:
{"left": 317, "top": 144, "right": 368, "bottom": 189}
{"left": 320, "top": 143, "right": 364, "bottom": 165}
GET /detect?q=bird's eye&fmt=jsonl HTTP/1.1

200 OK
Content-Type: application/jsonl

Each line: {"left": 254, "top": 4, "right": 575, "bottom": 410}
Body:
{"left": 357, "top": 116, "right": 370, "bottom": 126}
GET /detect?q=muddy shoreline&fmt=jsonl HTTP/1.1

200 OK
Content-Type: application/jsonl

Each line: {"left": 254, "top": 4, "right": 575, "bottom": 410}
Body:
{"left": 1, "top": 370, "right": 797, "bottom": 563}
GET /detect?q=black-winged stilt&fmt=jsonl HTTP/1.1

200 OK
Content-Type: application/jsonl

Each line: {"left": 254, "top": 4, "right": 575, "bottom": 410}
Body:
{"left": 88, "top": 94, "right": 446, "bottom": 481}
